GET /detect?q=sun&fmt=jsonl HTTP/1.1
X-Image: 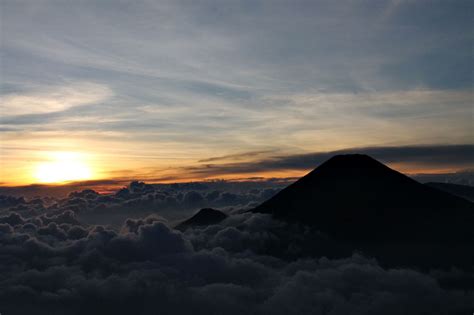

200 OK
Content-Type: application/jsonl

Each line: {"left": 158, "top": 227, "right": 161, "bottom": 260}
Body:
{"left": 34, "top": 152, "right": 93, "bottom": 183}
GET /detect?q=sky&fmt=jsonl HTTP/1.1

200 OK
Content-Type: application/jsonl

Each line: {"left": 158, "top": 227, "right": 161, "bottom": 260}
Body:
{"left": 0, "top": 0, "right": 473, "bottom": 185}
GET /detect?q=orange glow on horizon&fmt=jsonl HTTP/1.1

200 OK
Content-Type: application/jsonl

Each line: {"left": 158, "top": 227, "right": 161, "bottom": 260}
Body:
{"left": 0, "top": 151, "right": 467, "bottom": 189}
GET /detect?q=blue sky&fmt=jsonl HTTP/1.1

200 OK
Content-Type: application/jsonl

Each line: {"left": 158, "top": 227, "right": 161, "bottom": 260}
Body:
{"left": 1, "top": 0, "right": 473, "bottom": 184}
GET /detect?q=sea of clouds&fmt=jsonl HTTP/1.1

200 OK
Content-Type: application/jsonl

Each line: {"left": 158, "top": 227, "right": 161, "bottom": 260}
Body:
{"left": 0, "top": 182, "right": 473, "bottom": 314}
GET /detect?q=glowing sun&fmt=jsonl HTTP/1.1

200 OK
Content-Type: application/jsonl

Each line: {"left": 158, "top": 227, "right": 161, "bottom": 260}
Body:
{"left": 34, "top": 152, "right": 93, "bottom": 183}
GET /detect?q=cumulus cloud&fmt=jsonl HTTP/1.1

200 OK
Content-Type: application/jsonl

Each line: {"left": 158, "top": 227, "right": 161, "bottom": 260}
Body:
{"left": 0, "top": 181, "right": 284, "bottom": 226}
{"left": 0, "top": 179, "right": 473, "bottom": 314}
{"left": 0, "top": 207, "right": 473, "bottom": 315}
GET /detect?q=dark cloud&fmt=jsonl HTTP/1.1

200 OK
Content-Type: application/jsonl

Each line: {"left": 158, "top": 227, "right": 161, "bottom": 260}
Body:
{"left": 0, "top": 181, "right": 287, "bottom": 229}
{"left": 185, "top": 144, "right": 474, "bottom": 177}
{"left": 198, "top": 150, "right": 276, "bottom": 163}
{"left": 0, "top": 211, "right": 26, "bottom": 226}
{"left": 0, "top": 179, "right": 130, "bottom": 198}
{"left": 0, "top": 172, "right": 473, "bottom": 314}
{"left": 412, "top": 170, "right": 474, "bottom": 186}
{"left": 0, "top": 207, "right": 473, "bottom": 315}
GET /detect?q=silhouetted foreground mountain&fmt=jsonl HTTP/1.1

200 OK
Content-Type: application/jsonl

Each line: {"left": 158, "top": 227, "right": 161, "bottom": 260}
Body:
{"left": 426, "top": 182, "right": 474, "bottom": 202}
{"left": 175, "top": 208, "right": 227, "bottom": 230}
{"left": 253, "top": 154, "right": 473, "bottom": 242}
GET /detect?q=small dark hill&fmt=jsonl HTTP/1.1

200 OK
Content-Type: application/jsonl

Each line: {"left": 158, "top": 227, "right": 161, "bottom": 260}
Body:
{"left": 426, "top": 182, "right": 474, "bottom": 202}
{"left": 253, "top": 154, "right": 474, "bottom": 242}
{"left": 175, "top": 208, "right": 227, "bottom": 230}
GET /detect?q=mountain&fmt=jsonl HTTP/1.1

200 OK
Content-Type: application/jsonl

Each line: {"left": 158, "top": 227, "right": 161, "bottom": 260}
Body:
{"left": 175, "top": 208, "right": 227, "bottom": 230}
{"left": 425, "top": 182, "right": 474, "bottom": 202}
{"left": 252, "top": 154, "right": 474, "bottom": 243}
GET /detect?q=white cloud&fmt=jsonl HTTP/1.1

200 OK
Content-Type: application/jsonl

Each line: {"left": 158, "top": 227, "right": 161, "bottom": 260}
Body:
{"left": 0, "top": 82, "right": 112, "bottom": 116}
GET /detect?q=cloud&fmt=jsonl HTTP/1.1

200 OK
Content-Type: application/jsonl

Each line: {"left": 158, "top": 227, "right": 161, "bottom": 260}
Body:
{"left": 0, "top": 180, "right": 286, "bottom": 230}
{"left": 0, "top": 82, "right": 112, "bottom": 117}
{"left": 185, "top": 144, "right": 474, "bottom": 177}
{"left": 0, "top": 178, "right": 473, "bottom": 314}
{"left": 1, "top": 1, "right": 473, "bottom": 187}
{"left": 0, "top": 179, "right": 132, "bottom": 198}
{"left": 0, "top": 206, "right": 473, "bottom": 315}
{"left": 3, "top": 0, "right": 472, "bottom": 92}
{"left": 198, "top": 150, "right": 276, "bottom": 163}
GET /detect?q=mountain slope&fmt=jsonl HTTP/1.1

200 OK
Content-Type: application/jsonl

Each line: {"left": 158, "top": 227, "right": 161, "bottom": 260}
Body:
{"left": 175, "top": 208, "right": 227, "bottom": 230}
{"left": 252, "top": 154, "right": 474, "bottom": 242}
{"left": 426, "top": 182, "right": 474, "bottom": 202}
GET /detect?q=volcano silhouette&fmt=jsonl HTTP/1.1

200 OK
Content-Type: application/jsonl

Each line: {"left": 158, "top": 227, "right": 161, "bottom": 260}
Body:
{"left": 175, "top": 208, "right": 227, "bottom": 230}
{"left": 253, "top": 154, "right": 474, "bottom": 242}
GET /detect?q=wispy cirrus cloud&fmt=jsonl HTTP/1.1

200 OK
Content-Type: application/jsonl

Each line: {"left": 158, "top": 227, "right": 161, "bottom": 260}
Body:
{"left": 198, "top": 150, "right": 276, "bottom": 163}
{"left": 1, "top": 0, "right": 473, "bottom": 184}
{"left": 0, "top": 82, "right": 112, "bottom": 116}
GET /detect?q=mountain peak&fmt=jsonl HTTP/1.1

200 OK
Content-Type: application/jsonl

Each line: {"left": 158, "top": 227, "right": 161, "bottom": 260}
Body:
{"left": 325, "top": 153, "right": 379, "bottom": 163}
{"left": 175, "top": 208, "right": 227, "bottom": 230}
{"left": 306, "top": 154, "right": 393, "bottom": 176}
{"left": 285, "top": 153, "right": 412, "bottom": 193}
{"left": 253, "top": 154, "right": 473, "bottom": 241}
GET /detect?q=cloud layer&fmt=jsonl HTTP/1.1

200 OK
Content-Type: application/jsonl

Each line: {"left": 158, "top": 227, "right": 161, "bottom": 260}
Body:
{"left": 0, "top": 178, "right": 474, "bottom": 314}
{"left": 184, "top": 144, "right": 474, "bottom": 178}
{"left": 1, "top": 207, "right": 473, "bottom": 315}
